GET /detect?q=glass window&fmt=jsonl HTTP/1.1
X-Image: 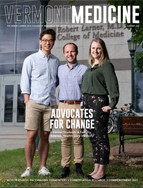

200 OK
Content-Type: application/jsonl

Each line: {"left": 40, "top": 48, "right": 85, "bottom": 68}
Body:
{"left": 0, "top": 5, "right": 6, "bottom": 16}
{"left": 4, "top": 85, "right": 14, "bottom": 122}
{"left": 0, "top": 64, "right": 14, "bottom": 74}
{"left": 0, "top": 2, "right": 16, "bottom": 16}
{"left": 16, "top": 26, "right": 39, "bottom": 51}
{"left": 17, "top": 0, "right": 39, "bottom": 2}
{"left": 16, "top": 1, "right": 40, "bottom": 51}
{"left": 15, "top": 63, "right": 23, "bottom": 74}
{"left": 0, "top": 53, "right": 14, "bottom": 63}
{"left": 0, "top": 15, "right": 15, "bottom": 52}
{"left": 0, "top": 0, "right": 40, "bottom": 75}
{"left": 0, "top": 0, "right": 16, "bottom": 5}
{"left": 16, "top": 51, "right": 37, "bottom": 63}
{"left": 17, "top": 0, "right": 29, "bottom": 1}
{"left": 16, "top": 0, "right": 41, "bottom": 26}
{"left": 17, "top": 0, "right": 40, "bottom": 9}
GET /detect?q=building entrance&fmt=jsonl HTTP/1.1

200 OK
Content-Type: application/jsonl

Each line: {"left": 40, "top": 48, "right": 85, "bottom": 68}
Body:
{"left": 0, "top": 75, "right": 25, "bottom": 126}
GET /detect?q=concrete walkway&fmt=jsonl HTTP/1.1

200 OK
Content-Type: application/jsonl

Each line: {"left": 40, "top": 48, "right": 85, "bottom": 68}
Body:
{"left": 0, "top": 126, "right": 61, "bottom": 151}
{"left": 110, "top": 142, "right": 143, "bottom": 157}
{"left": 1, "top": 126, "right": 143, "bottom": 158}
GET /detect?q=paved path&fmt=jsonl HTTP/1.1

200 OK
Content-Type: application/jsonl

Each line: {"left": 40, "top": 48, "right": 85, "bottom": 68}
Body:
{"left": 110, "top": 143, "right": 143, "bottom": 157}
{"left": 1, "top": 126, "right": 143, "bottom": 158}
{"left": 0, "top": 126, "right": 61, "bottom": 151}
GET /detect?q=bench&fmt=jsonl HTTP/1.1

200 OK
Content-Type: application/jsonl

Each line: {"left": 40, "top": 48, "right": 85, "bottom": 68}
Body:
{"left": 118, "top": 116, "right": 143, "bottom": 154}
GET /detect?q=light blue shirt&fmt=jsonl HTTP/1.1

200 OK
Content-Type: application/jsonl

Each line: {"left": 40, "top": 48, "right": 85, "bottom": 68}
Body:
{"left": 20, "top": 50, "right": 60, "bottom": 106}
{"left": 58, "top": 62, "right": 88, "bottom": 101}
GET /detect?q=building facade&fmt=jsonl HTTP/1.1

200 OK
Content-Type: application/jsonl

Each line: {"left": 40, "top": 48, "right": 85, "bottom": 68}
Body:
{"left": 0, "top": 0, "right": 143, "bottom": 126}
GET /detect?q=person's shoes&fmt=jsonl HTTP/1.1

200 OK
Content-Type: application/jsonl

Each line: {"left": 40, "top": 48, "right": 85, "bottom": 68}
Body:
{"left": 88, "top": 174, "right": 106, "bottom": 180}
{"left": 38, "top": 166, "right": 51, "bottom": 176}
{"left": 21, "top": 167, "right": 32, "bottom": 178}
{"left": 59, "top": 167, "right": 70, "bottom": 178}
{"left": 75, "top": 163, "right": 84, "bottom": 176}
{"left": 87, "top": 174, "right": 92, "bottom": 178}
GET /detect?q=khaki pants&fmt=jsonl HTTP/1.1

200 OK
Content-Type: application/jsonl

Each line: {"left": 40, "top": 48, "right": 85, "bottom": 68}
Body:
{"left": 25, "top": 99, "right": 52, "bottom": 132}
{"left": 58, "top": 102, "right": 84, "bottom": 167}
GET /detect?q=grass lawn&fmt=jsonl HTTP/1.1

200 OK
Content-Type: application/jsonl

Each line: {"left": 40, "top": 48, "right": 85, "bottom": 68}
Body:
{"left": 0, "top": 133, "right": 143, "bottom": 187}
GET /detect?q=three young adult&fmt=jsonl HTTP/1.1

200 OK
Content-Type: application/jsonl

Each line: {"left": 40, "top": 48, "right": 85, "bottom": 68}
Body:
{"left": 21, "top": 32, "right": 119, "bottom": 180}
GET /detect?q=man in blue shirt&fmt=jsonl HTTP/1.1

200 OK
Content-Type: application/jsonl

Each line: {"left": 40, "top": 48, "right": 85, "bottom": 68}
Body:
{"left": 20, "top": 28, "right": 60, "bottom": 177}
{"left": 58, "top": 43, "right": 88, "bottom": 178}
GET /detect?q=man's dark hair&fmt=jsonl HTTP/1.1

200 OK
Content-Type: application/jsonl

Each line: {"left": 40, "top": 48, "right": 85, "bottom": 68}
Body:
{"left": 63, "top": 43, "right": 78, "bottom": 53}
{"left": 40, "top": 28, "right": 56, "bottom": 41}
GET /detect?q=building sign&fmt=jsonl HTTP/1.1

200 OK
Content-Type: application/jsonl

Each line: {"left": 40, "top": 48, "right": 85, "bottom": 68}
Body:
{"left": 57, "top": 23, "right": 124, "bottom": 41}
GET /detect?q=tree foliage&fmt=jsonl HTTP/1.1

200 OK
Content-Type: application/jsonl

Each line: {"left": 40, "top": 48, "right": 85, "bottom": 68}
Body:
{"left": 106, "top": 0, "right": 143, "bottom": 45}
{"left": 106, "top": 0, "right": 143, "bottom": 72}
{"left": 134, "top": 51, "right": 143, "bottom": 73}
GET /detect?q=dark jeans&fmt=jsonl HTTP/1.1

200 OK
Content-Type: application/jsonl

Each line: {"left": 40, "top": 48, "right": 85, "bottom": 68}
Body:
{"left": 82, "top": 94, "right": 110, "bottom": 165}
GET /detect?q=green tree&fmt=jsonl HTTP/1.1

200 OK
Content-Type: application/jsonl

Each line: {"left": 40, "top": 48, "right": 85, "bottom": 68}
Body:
{"left": 135, "top": 83, "right": 141, "bottom": 112}
{"left": 106, "top": 0, "right": 143, "bottom": 72}
{"left": 134, "top": 51, "right": 143, "bottom": 73}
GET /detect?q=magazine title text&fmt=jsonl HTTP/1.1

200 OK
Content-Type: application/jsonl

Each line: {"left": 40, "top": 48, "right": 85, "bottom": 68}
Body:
{"left": 4, "top": 5, "right": 140, "bottom": 24}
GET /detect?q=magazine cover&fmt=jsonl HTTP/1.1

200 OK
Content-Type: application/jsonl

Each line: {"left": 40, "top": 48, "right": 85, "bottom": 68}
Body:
{"left": 0, "top": 0, "right": 143, "bottom": 187}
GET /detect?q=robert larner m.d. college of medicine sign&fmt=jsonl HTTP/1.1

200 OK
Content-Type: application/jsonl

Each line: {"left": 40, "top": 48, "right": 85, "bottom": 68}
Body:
{"left": 56, "top": 23, "right": 125, "bottom": 42}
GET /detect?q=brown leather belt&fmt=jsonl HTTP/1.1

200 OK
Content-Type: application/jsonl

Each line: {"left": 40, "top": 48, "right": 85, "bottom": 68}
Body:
{"left": 60, "top": 101, "right": 81, "bottom": 104}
